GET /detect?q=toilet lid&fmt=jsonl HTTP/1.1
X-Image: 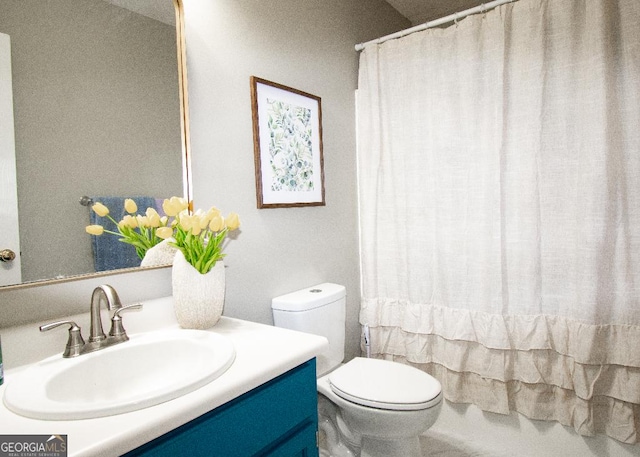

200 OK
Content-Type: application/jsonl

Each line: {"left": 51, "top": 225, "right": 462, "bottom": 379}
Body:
{"left": 328, "top": 357, "right": 442, "bottom": 411}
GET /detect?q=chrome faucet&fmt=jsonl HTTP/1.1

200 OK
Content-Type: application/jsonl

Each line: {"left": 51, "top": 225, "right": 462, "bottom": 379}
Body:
{"left": 88, "top": 284, "right": 122, "bottom": 344}
{"left": 40, "top": 285, "right": 142, "bottom": 358}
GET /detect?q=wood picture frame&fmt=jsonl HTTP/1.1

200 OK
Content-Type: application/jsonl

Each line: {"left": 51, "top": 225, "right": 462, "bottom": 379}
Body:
{"left": 250, "top": 77, "right": 325, "bottom": 208}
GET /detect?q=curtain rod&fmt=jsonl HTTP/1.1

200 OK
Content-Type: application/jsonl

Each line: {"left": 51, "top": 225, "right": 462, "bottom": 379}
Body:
{"left": 355, "top": 0, "right": 517, "bottom": 51}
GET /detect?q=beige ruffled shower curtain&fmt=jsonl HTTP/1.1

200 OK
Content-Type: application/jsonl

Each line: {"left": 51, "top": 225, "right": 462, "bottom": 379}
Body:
{"left": 357, "top": 0, "right": 640, "bottom": 444}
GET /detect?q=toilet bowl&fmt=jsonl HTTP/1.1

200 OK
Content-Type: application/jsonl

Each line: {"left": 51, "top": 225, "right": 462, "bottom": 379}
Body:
{"left": 272, "top": 284, "right": 442, "bottom": 457}
{"left": 318, "top": 357, "right": 442, "bottom": 457}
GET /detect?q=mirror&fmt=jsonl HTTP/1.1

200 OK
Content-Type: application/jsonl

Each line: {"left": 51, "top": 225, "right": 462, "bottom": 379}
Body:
{"left": 0, "top": 0, "right": 190, "bottom": 289}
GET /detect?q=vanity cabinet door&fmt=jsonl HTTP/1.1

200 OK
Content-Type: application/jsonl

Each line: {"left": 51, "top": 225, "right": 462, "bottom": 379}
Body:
{"left": 125, "top": 359, "right": 319, "bottom": 457}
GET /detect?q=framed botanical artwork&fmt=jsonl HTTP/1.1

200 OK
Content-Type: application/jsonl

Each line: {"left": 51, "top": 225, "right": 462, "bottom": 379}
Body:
{"left": 250, "top": 76, "right": 325, "bottom": 208}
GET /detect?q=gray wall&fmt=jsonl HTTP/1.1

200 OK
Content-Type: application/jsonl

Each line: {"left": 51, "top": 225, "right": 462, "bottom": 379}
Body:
{"left": 182, "top": 0, "right": 408, "bottom": 360}
{"left": 0, "top": 0, "right": 182, "bottom": 283}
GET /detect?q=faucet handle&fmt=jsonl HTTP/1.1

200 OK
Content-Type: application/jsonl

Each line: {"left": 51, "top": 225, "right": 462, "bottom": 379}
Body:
{"left": 40, "top": 320, "right": 85, "bottom": 358}
{"left": 108, "top": 303, "right": 143, "bottom": 341}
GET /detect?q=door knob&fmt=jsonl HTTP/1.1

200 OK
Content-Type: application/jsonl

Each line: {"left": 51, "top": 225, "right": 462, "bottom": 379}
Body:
{"left": 0, "top": 249, "right": 16, "bottom": 262}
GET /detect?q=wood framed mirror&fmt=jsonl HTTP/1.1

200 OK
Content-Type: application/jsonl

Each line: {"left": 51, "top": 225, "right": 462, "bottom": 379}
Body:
{"left": 0, "top": 0, "right": 191, "bottom": 289}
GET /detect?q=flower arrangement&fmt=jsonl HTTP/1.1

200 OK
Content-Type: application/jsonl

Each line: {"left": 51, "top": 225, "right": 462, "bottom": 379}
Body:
{"left": 161, "top": 196, "right": 240, "bottom": 274}
{"left": 85, "top": 196, "right": 240, "bottom": 274}
{"left": 85, "top": 199, "right": 168, "bottom": 260}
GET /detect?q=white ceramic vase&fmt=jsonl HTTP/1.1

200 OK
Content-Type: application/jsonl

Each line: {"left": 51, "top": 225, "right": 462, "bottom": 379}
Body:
{"left": 171, "top": 250, "right": 225, "bottom": 329}
{"left": 140, "top": 238, "right": 178, "bottom": 268}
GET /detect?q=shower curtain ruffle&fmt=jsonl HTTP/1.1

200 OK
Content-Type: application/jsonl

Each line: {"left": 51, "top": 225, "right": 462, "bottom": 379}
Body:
{"left": 361, "top": 298, "right": 640, "bottom": 367}
{"left": 389, "top": 356, "right": 639, "bottom": 444}
{"left": 361, "top": 300, "right": 640, "bottom": 443}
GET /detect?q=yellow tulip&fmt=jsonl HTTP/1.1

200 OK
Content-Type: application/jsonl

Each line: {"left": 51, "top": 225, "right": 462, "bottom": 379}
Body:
{"left": 119, "top": 214, "right": 138, "bottom": 228}
{"left": 137, "top": 215, "right": 149, "bottom": 228}
{"left": 192, "top": 209, "right": 210, "bottom": 229}
{"left": 179, "top": 213, "right": 196, "bottom": 232}
{"left": 161, "top": 199, "right": 174, "bottom": 216}
{"left": 146, "top": 208, "right": 162, "bottom": 228}
{"left": 124, "top": 199, "right": 137, "bottom": 214}
{"left": 226, "top": 212, "right": 241, "bottom": 231}
{"left": 207, "top": 207, "right": 221, "bottom": 219}
{"left": 92, "top": 202, "right": 109, "bottom": 217}
{"left": 85, "top": 225, "right": 104, "bottom": 235}
{"left": 201, "top": 208, "right": 218, "bottom": 228}
{"left": 209, "top": 215, "right": 225, "bottom": 232}
{"left": 162, "top": 196, "right": 189, "bottom": 217}
{"left": 156, "top": 226, "right": 174, "bottom": 239}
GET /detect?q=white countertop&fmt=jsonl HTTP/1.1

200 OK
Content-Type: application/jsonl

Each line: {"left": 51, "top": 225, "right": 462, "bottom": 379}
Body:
{"left": 0, "top": 298, "right": 328, "bottom": 456}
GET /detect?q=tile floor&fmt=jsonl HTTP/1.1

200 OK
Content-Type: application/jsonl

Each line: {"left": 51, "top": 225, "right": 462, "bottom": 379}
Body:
{"left": 319, "top": 431, "right": 485, "bottom": 457}
{"left": 419, "top": 433, "right": 487, "bottom": 456}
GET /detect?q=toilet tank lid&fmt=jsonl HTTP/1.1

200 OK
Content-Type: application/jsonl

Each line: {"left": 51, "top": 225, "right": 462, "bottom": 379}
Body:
{"left": 271, "top": 283, "right": 346, "bottom": 311}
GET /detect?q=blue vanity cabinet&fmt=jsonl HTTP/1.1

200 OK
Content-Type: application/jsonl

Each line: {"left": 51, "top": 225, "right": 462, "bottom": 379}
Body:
{"left": 125, "top": 359, "right": 319, "bottom": 457}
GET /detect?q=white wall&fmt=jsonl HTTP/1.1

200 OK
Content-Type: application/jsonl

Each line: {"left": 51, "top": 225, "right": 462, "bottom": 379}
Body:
{"left": 181, "top": 0, "right": 408, "bottom": 360}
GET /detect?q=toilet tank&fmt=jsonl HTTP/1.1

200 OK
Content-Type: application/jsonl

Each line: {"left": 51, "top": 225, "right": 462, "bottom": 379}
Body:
{"left": 272, "top": 283, "right": 346, "bottom": 376}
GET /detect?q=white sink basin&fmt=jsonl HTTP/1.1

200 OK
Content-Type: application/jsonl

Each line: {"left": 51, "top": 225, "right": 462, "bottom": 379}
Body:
{"left": 3, "top": 328, "right": 235, "bottom": 420}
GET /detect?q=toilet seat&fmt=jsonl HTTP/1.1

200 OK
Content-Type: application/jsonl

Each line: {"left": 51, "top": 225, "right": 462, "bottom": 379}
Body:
{"left": 328, "top": 357, "right": 442, "bottom": 411}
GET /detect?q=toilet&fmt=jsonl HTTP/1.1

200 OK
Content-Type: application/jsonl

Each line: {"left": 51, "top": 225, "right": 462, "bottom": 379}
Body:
{"left": 272, "top": 283, "right": 442, "bottom": 457}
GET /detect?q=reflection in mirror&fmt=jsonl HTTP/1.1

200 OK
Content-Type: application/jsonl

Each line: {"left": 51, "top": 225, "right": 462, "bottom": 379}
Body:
{"left": 0, "top": 0, "right": 188, "bottom": 288}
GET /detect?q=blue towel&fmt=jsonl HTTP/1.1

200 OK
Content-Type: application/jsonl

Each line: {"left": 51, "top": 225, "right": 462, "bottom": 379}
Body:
{"left": 89, "top": 196, "right": 157, "bottom": 272}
